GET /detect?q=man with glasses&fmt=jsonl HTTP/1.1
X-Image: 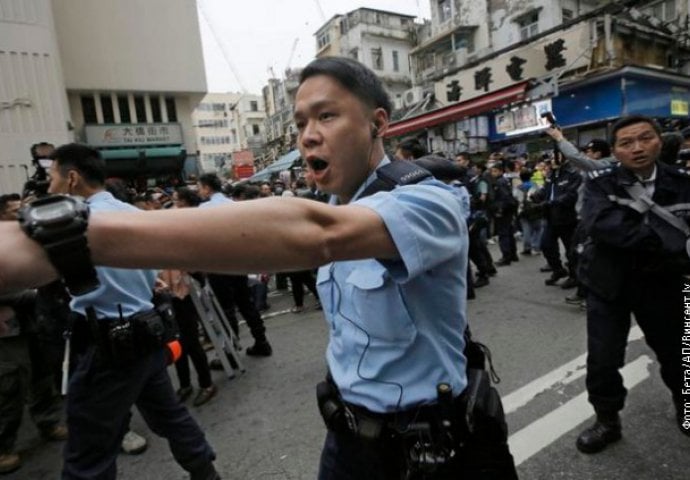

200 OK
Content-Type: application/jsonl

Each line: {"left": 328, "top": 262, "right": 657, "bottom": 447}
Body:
{"left": 576, "top": 115, "right": 690, "bottom": 453}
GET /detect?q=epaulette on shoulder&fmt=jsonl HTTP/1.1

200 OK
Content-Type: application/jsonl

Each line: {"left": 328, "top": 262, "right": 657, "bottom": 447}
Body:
{"left": 586, "top": 167, "right": 614, "bottom": 180}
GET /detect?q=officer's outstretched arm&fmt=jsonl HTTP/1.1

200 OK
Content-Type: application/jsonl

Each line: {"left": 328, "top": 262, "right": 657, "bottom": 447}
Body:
{"left": 0, "top": 197, "right": 398, "bottom": 293}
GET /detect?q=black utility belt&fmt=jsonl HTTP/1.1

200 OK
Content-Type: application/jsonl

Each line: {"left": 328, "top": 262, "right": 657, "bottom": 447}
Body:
{"left": 317, "top": 378, "right": 466, "bottom": 444}
{"left": 70, "top": 310, "right": 169, "bottom": 365}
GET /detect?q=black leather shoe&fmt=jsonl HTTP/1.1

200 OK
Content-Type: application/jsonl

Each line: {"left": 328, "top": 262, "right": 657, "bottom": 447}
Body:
{"left": 474, "top": 276, "right": 490, "bottom": 288}
{"left": 539, "top": 265, "right": 553, "bottom": 272}
{"left": 487, "top": 267, "right": 498, "bottom": 277}
{"left": 576, "top": 420, "right": 622, "bottom": 453}
{"left": 545, "top": 269, "right": 568, "bottom": 286}
{"left": 246, "top": 340, "right": 273, "bottom": 357}
{"left": 495, "top": 258, "right": 512, "bottom": 267}
{"left": 560, "top": 277, "right": 579, "bottom": 289}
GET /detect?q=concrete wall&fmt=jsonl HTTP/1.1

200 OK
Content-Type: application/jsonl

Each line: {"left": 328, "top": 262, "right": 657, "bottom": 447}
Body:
{"left": 52, "top": 0, "right": 206, "bottom": 93}
{"left": 0, "top": 0, "right": 72, "bottom": 194}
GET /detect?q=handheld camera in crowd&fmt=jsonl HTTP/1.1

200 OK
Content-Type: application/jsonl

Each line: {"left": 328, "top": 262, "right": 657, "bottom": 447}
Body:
{"left": 540, "top": 111, "right": 558, "bottom": 129}
{"left": 22, "top": 142, "right": 55, "bottom": 199}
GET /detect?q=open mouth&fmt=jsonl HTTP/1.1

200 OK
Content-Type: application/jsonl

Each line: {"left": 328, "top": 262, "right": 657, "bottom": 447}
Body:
{"left": 310, "top": 158, "right": 329, "bottom": 171}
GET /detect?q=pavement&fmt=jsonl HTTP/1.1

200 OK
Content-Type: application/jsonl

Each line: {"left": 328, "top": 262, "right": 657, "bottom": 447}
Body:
{"left": 6, "top": 249, "right": 690, "bottom": 479}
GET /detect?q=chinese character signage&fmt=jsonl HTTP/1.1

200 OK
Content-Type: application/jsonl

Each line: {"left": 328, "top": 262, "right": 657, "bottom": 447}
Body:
{"left": 435, "top": 23, "right": 590, "bottom": 106}
{"left": 85, "top": 123, "right": 183, "bottom": 147}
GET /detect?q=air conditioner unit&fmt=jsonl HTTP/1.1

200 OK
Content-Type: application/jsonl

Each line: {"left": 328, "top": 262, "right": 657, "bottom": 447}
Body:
{"left": 403, "top": 87, "right": 423, "bottom": 107}
{"left": 393, "top": 97, "right": 404, "bottom": 110}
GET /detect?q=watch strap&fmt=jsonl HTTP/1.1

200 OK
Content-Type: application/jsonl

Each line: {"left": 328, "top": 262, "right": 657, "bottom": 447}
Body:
{"left": 43, "top": 232, "right": 100, "bottom": 296}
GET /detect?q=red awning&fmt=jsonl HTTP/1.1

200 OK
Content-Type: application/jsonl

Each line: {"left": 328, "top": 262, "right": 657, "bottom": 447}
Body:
{"left": 385, "top": 81, "right": 529, "bottom": 138}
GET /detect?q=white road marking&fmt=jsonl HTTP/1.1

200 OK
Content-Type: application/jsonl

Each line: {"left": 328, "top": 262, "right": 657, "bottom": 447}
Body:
{"left": 502, "top": 325, "right": 644, "bottom": 414}
{"left": 507, "top": 354, "right": 653, "bottom": 466}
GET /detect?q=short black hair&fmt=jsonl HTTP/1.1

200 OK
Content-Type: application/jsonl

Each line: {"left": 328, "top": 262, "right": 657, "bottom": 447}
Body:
{"left": 299, "top": 56, "right": 392, "bottom": 116}
{"left": 198, "top": 173, "right": 222, "bottom": 193}
{"left": 30, "top": 142, "right": 55, "bottom": 160}
{"left": 396, "top": 138, "right": 426, "bottom": 159}
{"left": 53, "top": 143, "right": 106, "bottom": 186}
{"left": 175, "top": 186, "right": 201, "bottom": 207}
{"left": 610, "top": 115, "right": 661, "bottom": 146}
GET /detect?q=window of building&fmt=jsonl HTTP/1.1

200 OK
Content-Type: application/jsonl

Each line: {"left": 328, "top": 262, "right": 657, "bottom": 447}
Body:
{"left": 250, "top": 100, "right": 258, "bottom": 112}
{"left": 646, "top": 0, "right": 676, "bottom": 21}
{"left": 165, "top": 97, "right": 177, "bottom": 122}
{"left": 252, "top": 124, "right": 260, "bottom": 135}
{"left": 517, "top": 11, "right": 540, "bottom": 41}
{"left": 117, "top": 95, "right": 130, "bottom": 123}
{"left": 100, "top": 94, "right": 115, "bottom": 123}
{"left": 371, "top": 48, "right": 383, "bottom": 70}
{"left": 392, "top": 50, "right": 400, "bottom": 72}
{"left": 150, "top": 96, "right": 162, "bottom": 123}
{"left": 562, "top": 8, "right": 573, "bottom": 22}
{"left": 438, "top": 0, "right": 452, "bottom": 23}
{"left": 133, "top": 95, "right": 146, "bottom": 123}
{"left": 339, "top": 18, "right": 348, "bottom": 34}
{"left": 317, "top": 32, "right": 330, "bottom": 49}
{"left": 453, "top": 31, "right": 475, "bottom": 52}
{"left": 81, "top": 95, "right": 97, "bottom": 124}
{"left": 375, "top": 12, "right": 382, "bottom": 25}
{"left": 350, "top": 48, "right": 358, "bottom": 60}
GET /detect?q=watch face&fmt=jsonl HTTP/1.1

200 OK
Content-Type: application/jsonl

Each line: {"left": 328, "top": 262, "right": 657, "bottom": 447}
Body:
{"left": 30, "top": 201, "right": 76, "bottom": 225}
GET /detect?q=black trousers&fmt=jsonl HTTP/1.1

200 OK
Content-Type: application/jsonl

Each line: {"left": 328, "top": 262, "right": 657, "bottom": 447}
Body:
{"left": 494, "top": 215, "right": 517, "bottom": 261}
{"left": 287, "top": 270, "right": 319, "bottom": 307}
{"left": 541, "top": 222, "right": 576, "bottom": 274}
{"left": 207, "top": 274, "right": 267, "bottom": 341}
{"left": 468, "top": 225, "right": 494, "bottom": 277}
{"left": 63, "top": 347, "right": 214, "bottom": 479}
{"left": 585, "top": 273, "right": 684, "bottom": 414}
{"left": 172, "top": 296, "right": 212, "bottom": 389}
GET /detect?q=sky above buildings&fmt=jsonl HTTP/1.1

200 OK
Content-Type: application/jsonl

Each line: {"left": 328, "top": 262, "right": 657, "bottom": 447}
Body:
{"left": 198, "top": 0, "right": 431, "bottom": 95}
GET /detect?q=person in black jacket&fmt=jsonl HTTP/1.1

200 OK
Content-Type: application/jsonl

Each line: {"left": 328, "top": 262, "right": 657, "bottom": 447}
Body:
{"left": 531, "top": 152, "right": 582, "bottom": 285}
{"left": 576, "top": 115, "right": 690, "bottom": 454}
{"left": 489, "top": 163, "right": 519, "bottom": 266}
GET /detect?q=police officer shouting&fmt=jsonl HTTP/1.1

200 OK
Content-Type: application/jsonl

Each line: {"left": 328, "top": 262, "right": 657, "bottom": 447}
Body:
{"left": 577, "top": 115, "right": 690, "bottom": 453}
{"left": 41, "top": 144, "right": 219, "bottom": 479}
{"left": 0, "top": 59, "right": 516, "bottom": 478}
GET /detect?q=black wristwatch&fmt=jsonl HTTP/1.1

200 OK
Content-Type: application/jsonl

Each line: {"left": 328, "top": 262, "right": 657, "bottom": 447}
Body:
{"left": 18, "top": 195, "right": 100, "bottom": 296}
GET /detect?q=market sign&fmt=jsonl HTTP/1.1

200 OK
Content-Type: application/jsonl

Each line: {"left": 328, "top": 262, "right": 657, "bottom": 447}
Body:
{"left": 435, "top": 22, "right": 591, "bottom": 107}
{"left": 232, "top": 149, "right": 255, "bottom": 166}
{"left": 85, "top": 123, "right": 183, "bottom": 147}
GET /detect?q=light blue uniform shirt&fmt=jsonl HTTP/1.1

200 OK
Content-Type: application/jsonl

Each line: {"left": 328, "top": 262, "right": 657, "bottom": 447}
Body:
{"left": 70, "top": 191, "right": 157, "bottom": 319}
{"left": 318, "top": 157, "right": 468, "bottom": 412}
{"left": 199, "top": 192, "right": 232, "bottom": 208}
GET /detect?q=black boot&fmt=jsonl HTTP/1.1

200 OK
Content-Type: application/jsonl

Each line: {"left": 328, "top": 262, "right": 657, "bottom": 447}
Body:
{"left": 545, "top": 268, "right": 568, "bottom": 286}
{"left": 474, "top": 275, "right": 490, "bottom": 288}
{"left": 246, "top": 339, "right": 273, "bottom": 357}
{"left": 190, "top": 462, "right": 221, "bottom": 480}
{"left": 576, "top": 412, "right": 622, "bottom": 454}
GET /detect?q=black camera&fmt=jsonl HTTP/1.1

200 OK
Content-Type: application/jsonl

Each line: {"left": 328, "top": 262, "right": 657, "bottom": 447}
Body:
{"left": 22, "top": 142, "right": 56, "bottom": 199}
{"left": 540, "top": 111, "right": 558, "bottom": 128}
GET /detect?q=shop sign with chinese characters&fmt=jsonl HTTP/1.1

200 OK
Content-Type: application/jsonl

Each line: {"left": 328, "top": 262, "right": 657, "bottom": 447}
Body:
{"left": 85, "top": 124, "right": 183, "bottom": 147}
{"left": 435, "top": 22, "right": 591, "bottom": 106}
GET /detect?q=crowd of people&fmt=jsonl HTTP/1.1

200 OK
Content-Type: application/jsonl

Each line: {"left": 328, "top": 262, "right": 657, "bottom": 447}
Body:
{"left": 0, "top": 55, "right": 689, "bottom": 479}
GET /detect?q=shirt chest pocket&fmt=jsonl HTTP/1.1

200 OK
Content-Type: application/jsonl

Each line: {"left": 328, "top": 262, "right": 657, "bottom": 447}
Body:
{"left": 345, "top": 265, "right": 417, "bottom": 343}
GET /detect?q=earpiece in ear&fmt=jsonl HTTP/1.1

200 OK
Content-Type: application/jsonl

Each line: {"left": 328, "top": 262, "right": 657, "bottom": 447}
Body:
{"left": 371, "top": 123, "right": 379, "bottom": 139}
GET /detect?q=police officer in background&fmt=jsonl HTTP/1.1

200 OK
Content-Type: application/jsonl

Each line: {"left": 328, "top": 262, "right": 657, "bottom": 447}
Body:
{"left": 576, "top": 115, "right": 690, "bottom": 453}
{"left": 0, "top": 58, "right": 516, "bottom": 479}
{"left": 43, "top": 144, "right": 219, "bottom": 479}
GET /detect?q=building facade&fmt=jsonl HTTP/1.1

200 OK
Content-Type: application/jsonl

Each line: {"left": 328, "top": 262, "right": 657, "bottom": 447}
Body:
{"left": 0, "top": 0, "right": 71, "bottom": 194}
{"left": 314, "top": 8, "right": 417, "bottom": 107}
{"left": 192, "top": 92, "right": 266, "bottom": 178}
{"left": 390, "top": 0, "right": 690, "bottom": 158}
{"left": 0, "top": 0, "right": 208, "bottom": 194}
